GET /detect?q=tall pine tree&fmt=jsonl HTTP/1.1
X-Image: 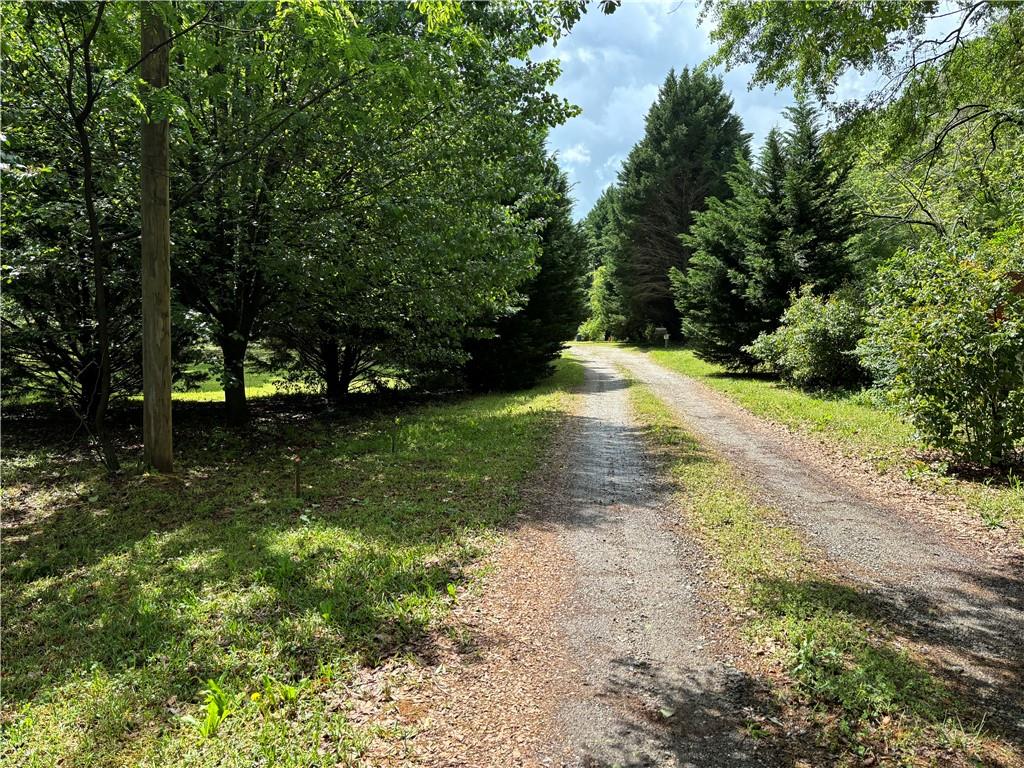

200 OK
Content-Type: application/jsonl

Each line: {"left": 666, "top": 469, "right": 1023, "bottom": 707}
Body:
{"left": 675, "top": 131, "right": 796, "bottom": 368}
{"left": 673, "top": 155, "right": 760, "bottom": 367}
{"left": 615, "top": 68, "right": 748, "bottom": 339}
{"left": 744, "top": 129, "right": 798, "bottom": 322}
{"left": 782, "top": 99, "right": 857, "bottom": 293}
{"left": 674, "top": 103, "right": 860, "bottom": 368}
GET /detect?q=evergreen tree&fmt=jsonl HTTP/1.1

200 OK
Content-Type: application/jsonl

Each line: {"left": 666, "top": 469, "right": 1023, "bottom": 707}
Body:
{"left": 615, "top": 68, "right": 748, "bottom": 338}
{"left": 745, "top": 128, "right": 798, "bottom": 321}
{"left": 578, "top": 186, "right": 628, "bottom": 340}
{"left": 674, "top": 131, "right": 797, "bottom": 368}
{"left": 465, "top": 161, "right": 588, "bottom": 391}
{"left": 782, "top": 99, "right": 857, "bottom": 293}
{"left": 673, "top": 156, "right": 761, "bottom": 367}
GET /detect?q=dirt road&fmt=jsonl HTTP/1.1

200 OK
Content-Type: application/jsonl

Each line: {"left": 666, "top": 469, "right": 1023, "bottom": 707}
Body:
{"left": 413, "top": 347, "right": 1023, "bottom": 765}
{"left": 573, "top": 344, "right": 1024, "bottom": 743}
{"left": 546, "top": 351, "right": 768, "bottom": 767}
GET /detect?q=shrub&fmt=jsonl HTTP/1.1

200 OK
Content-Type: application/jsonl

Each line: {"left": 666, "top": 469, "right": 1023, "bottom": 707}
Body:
{"left": 858, "top": 229, "right": 1024, "bottom": 466}
{"left": 576, "top": 264, "right": 626, "bottom": 341}
{"left": 746, "top": 286, "right": 867, "bottom": 389}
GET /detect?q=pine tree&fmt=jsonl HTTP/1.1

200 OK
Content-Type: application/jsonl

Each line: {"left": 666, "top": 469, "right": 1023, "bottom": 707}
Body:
{"left": 744, "top": 128, "right": 798, "bottom": 321}
{"left": 675, "top": 132, "right": 797, "bottom": 368}
{"left": 464, "top": 161, "right": 588, "bottom": 391}
{"left": 673, "top": 156, "right": 762, "bottom": 367}
{"left": 782, "top": 99, "right": 857, "bottom": 293}
{"left": 615, "top": 68, "right": 748, "bottom": 339}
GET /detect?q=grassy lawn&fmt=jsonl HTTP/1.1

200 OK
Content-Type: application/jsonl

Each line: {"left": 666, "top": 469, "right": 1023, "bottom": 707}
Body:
{"left": 1, "top": 358, "right": 583, "bottom": 767}
{"left": 633, "top": 346, "right": 1024, "bottom": 538}
{"left": 629, "top": 384, "right": 1018, "bottom": 766}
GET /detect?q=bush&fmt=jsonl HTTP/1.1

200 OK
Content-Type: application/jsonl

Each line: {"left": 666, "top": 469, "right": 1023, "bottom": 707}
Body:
{"left": 858, "top": 229, "right": 1024, "bottom": 466}
{"left": 746, "top": 286, "right": 867, "bottom": 389}
{"left": 576, "top": 265, "right": 626, "bottom": 341}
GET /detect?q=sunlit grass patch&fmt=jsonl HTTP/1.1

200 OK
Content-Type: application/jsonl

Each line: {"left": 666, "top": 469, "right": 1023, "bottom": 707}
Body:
{"left": 1, "top": 357, "right": 582, "bottom": 767}
{"left": 629, "top": 384, "right": 1012, "bottom": 766}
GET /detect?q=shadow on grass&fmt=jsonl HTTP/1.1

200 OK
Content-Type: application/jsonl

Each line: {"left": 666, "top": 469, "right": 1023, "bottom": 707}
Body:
{"left": 0, "top": 369, "right": 579, "bottom": 757}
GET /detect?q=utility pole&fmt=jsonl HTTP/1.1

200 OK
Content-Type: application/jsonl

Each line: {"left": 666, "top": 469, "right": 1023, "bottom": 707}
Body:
{"left": 140, "top": 3, "right": 173, "bottom": 472}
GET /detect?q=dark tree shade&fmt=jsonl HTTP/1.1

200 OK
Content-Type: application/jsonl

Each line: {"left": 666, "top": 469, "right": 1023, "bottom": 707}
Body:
{"left": 465, "top": 160, "right": 587, "bottom": 391}
{"left": 614, "top": 67, "right": 748, "bottom": 339}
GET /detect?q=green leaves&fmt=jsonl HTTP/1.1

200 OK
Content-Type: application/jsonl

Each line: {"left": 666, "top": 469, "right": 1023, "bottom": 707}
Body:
{"left": 861, "top": 229, "right": 1024, "bottom": 465}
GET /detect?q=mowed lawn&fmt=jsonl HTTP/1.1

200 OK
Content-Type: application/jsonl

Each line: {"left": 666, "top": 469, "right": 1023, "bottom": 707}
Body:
{"left": 621, "top": 346, "right": 1023, "bottom": 537}
{"left": 1, "top": 359, "right": 582, "bottom": 767}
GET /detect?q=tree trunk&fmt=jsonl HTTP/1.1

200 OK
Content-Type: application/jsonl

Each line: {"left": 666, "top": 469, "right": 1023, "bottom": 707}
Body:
{"left": 73, "top": 14, "right": 118, "bottom": 472}
{"left": 140, "top": 5, "right": 174, "bottom": 472}
{"left": 221, "top": 334, "right": 249, "bottom": 427}
{"left": 322, "top": 338, "right": 343, "bottom": 404}
{"left": 338, "top": 344, "right": 361, "bottom": 399}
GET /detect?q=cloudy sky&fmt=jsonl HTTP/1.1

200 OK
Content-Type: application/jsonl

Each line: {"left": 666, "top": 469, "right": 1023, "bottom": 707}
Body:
{"left": 535, "top": 1, "right": 878, "bottom": 219}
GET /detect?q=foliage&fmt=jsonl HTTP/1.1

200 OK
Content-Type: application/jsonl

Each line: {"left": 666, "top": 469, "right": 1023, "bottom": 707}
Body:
{"left": 464, "top": 160, "right": 587, "bottom": 391}
{"left": 746, "top": 287, "right": 867, "bottom": 389}
{"left": 577, "top": 265, "right": 627, "bottom": 341}
{"left": 781, "top": 99, "right": 858, "bottom": 294}
{"left": 859, "top": 229, "right": 1024, "bottom": 465}
{"left": 2, "top": 0, "right": 586, "bottom": 441}
{"left": 699, "top": 0, "right": 1017, "bottom": 106}
{"left": 0, "top": 2, "right": 201, "bottom": 441}
{"left": 673, "top": 101, "right": 856, "bottom": 369}
{"left": 612, "top": 67, "right": 748, "bottom": 338}
{"left": 673, "top": 137, "right": 787, "bottom": 369}
{"left": 577, "top": 187, "right": 628, "bottom": 341}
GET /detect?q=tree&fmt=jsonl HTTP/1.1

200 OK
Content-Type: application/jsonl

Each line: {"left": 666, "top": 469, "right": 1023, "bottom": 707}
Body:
{"left": 464, "top": 159, "right": 587, "bottom": 391}
{"left": 252, "top": 3, "right": 577, "bottom": 401}
{"left": 672, "top": 156, "right": 761, "bottom": 368}
{"left": 577, "top": 186, "right": 627, "bottom": 340}
{"left": 700, "top": 1, "right": 1024, "bottom": 165}
{"left": 3, "top": 2, "right": 140, "bottom": 470}
{"left": 743, "top": 128, "right": 795, "bottom": 322}
{"left": 140, "top": 3, "right": 173, "bottom": 471}
{"left": 674, "top": 130, "right": 797, "bottom": 368}
{"left": 781, "top": 99, "right": 858, "bottom": 294}
{"left": 614, "top": 68, "right": 748, "bottom": 338}
{"left": 858, "top": 228, "right": 1024, "bottom": 465}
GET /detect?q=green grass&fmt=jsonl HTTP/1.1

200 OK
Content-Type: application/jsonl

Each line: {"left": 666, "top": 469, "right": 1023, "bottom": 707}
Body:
{"left": 628, "top": 384, "right": 1014, "bottom": 766}
{"left": 1, "top": 358, "right": 583, "bottom": 767}
{"left": 169, "top": 369, "right": 284, "bottom": 402}
{"left": 634, "top": 346, "right": 1024, "bottom": 539}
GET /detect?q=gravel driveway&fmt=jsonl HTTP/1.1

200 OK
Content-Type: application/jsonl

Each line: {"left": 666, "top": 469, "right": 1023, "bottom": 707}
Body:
{"left": 574, "top": 344, "right": 1024, "bottom": 744}
{"left": 545, "top": 351, "right": 774, "bottom": 767}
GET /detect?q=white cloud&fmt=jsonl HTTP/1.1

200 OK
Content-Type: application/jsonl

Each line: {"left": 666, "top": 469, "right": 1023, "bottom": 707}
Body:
{"left": 562, "top": 143, "right": 592, "bottom": 166}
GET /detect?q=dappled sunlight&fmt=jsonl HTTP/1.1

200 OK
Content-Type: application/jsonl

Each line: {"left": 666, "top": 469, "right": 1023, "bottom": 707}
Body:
{"left": 1, "top": 361, "right": 582, "bottom": 765}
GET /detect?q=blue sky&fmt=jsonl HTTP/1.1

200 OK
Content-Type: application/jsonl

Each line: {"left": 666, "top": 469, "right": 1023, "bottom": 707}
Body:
{"left": 535, "top": 1, "right": 878, "bottom": 219}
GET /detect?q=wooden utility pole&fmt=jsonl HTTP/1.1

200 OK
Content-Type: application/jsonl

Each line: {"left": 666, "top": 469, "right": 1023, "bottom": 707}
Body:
{"left": 140, "top": 3, "right": 173, "bottom": 472}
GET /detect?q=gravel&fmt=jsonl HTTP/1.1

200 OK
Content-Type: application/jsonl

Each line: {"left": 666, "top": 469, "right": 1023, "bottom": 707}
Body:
{"left": 578, "top": 344, "right": 1024, "bottom": 742}
{"left": 544, "top": 352, "right": 773, "bottom": 767}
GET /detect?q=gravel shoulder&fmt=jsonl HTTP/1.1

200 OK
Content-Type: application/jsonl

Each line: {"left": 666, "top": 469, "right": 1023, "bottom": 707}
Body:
{"left": 577, "top": 344, "right": 1024, "bottom": 742}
